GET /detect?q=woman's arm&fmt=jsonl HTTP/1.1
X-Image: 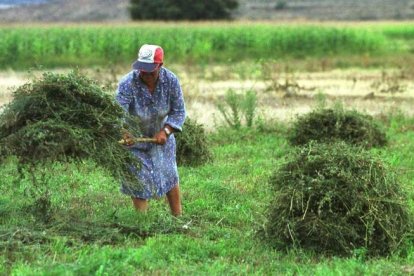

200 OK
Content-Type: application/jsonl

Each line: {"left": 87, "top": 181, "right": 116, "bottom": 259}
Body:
{"left": 115, "top": 79, "right": 133, "bottom": 112}
{"left": 165, "top": 77, "right": 186, "bottom": 132}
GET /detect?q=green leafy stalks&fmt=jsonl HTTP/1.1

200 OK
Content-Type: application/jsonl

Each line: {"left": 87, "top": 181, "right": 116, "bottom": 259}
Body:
{"left": 0, "top": 71, "right": 142, "bottom": 188}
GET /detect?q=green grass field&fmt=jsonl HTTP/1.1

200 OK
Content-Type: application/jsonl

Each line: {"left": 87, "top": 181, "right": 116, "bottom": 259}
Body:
{"left": 1, "top": 113, "right": 413, "bottom": 275}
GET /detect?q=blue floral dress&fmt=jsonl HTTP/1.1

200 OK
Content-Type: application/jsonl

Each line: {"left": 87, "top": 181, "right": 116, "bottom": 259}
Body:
{"left": 115, "top": 67, "right": 186, "bottom": 199}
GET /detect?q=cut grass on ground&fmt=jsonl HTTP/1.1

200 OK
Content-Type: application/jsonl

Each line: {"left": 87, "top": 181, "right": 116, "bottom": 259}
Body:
{"left": 1, "top": 116, "right": 414, "bottom": 275}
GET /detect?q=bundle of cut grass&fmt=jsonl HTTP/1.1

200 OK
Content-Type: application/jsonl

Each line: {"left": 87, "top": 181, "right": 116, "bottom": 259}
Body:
{"left": 0, "top": 71, "right": 141, "bottom": 186}
{"left": 175, "top": 118, "right": 212, "bottom": 167}
{"left": 266, "top": 141, "right": 412, "bottom": 256}
{"left": 288, "top": 108, "right": 387, "bottom": 148}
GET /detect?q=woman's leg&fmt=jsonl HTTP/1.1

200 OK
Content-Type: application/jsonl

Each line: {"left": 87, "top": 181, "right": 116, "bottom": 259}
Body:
{"left": 131, "top": 197, "right": 148, "bottom": 212}
{"left": 166, "top": 184, "right": 182, "bottom": 216}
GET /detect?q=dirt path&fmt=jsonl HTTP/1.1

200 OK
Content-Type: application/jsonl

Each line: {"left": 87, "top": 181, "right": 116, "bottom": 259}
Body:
{"left": 1, "top": 68, "right": 413, "bottom": 128}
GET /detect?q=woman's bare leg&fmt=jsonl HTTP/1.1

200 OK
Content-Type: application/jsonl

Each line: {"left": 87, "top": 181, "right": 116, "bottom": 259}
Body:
{"left": 166, "top": 184, "right": 182, "bottom": 216}
{"left": 131, "top": 197, "right": 148, "bottom": 212}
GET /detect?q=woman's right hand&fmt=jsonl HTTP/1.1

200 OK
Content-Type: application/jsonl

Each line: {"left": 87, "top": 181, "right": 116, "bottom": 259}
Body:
{"left": 154, "top": 129, "right": 168, "bottom": 145}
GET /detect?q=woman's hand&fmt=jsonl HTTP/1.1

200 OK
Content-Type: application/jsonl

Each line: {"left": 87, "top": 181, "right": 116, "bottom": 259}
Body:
{"left": 154, "top": 130, "right": 168, "bottom": 145}
{"left": 122, "top": 131, "right": 135, "bottom": 146}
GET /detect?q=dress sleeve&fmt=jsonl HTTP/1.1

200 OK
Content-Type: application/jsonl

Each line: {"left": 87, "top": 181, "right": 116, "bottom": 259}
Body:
{"left": 115, "top": 81, "right": 133, "bottom": 112}
{"left": 166, "top": 77, "right": 186, "bottom": 132}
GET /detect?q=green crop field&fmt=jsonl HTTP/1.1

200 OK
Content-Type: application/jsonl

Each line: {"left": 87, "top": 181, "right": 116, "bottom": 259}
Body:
{"left": 0, "top": 22, "right": 414, "bottom": 69}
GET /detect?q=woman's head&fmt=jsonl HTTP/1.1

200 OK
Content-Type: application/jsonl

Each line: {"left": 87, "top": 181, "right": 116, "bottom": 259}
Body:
{"left": 132, "top": 44, "right": 164, "bottom": 72}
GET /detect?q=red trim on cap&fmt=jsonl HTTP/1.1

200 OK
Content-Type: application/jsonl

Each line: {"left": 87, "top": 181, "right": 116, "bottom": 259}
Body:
{"left": 153, "top": 47, "right": 164, "bottom": 64}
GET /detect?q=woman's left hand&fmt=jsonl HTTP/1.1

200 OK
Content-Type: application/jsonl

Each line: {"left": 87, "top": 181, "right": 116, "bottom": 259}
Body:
{"left": 154, "top": 130, "right": 168, "bottom": 145}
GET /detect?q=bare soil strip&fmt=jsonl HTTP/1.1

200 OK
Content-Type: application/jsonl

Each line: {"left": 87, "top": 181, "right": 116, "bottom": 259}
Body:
{"left": 1, "top": 69, "right": 413, "bottom": 128}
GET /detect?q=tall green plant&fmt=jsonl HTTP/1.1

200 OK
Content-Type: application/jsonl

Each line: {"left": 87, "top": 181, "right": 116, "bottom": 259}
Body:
{"left": 217, "top": 89, "right": 257, "bottom": 129}
{"left": 242, "top": 90, "right": 257, "bottom": 127}
{"left": 217, "top": 89, "right": 241, "bottom": 129}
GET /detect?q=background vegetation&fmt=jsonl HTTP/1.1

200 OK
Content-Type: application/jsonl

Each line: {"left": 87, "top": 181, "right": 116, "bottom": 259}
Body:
{"left": 0, "top": 22, "right": 414, "bottom": 69}
{"left": 129, "top": 0, "right": 238, "bottom": 20}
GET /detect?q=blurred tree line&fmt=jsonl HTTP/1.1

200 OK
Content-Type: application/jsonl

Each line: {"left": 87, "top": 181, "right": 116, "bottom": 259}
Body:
{"left": 129, "top": 0, "right": 239, "bottom": 20}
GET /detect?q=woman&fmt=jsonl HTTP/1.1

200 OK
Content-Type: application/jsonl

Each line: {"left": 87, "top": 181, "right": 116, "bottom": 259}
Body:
{"left": 116, "top": 44, "right": 186, "bottom": 216}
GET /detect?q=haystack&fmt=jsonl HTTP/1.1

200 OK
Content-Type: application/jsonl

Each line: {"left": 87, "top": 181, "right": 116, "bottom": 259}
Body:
{"left": 175, "top": 118, "right": 212, "bottom": 167}
{"left": 266, "top": 141, "right": 412, "bottom": 256}
{"left": 288, "top": 108, "right": 387, "bottom": 148}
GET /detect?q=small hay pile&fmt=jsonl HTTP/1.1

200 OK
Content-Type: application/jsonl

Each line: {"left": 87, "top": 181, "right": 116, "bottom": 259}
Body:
{"left": 175, "top": 118, "right": 212, "bottom": 167}
{"left": 266, "top": 141, "right": 412, "bottom": 256}
{"left": 288, "top": 108, "right": 387, "bottom": 148}
{"left": 0, "top": 71, "right": 141, "bottom": 185}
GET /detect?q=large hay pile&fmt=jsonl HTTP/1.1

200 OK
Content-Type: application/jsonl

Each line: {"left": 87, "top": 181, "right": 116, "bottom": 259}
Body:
{"left": 266, "top": 141, "right": 412, "bottom": 256}
{"left": 0, "top": 71, "right": 141, "bottom": 185}
{"left": 288, "top": 108, "right": 387, "bottom": 148}
{"left": 175, "top": 118, "right": 212, "bottom": 167}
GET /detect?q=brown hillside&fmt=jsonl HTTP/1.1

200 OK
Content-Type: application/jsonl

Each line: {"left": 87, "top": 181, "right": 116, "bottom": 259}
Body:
{"left": 236, "top": 0, "right": 414, "bottom": 21}
{"left": 0, "top": 0, "right": 414, "bottom": 22}
{"left": 0, "top": 0, "right": 130, "bottom": 22}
